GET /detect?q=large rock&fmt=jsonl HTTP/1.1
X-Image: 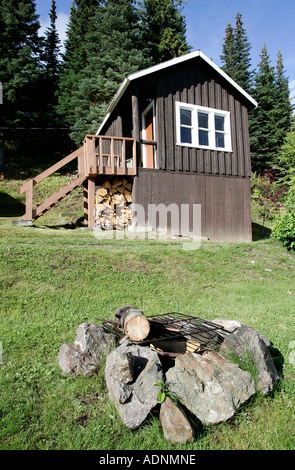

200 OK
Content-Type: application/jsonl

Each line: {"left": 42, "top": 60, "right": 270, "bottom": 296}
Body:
{"left": 58, "top": 343, "right": 98, "bottom": 377}
{"left": 212, "top": 318, "right": 242, "bottom": 333}
{"left": 166, "top": 351, "right": 255, "bottom": 425}
{"left": 105, "top": 341, "right": 163, "bottom": 429}
{"left": 74, "top": 322, "right": 116, "bottom": 358}
{"left": 219, "top": 325, "right": 279, "bottom": 395}
{"left": 58, "top": 343, "right": 84, "bottom": 375}
{"left": 58, "top": 323, "right": 116, "bottom": 377}
{"left": 160, "top": 397, "right": 195, "bottom": 444}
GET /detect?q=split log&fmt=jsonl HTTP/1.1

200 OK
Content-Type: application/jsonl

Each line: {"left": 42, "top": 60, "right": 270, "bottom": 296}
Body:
{"left": 97, "top": 187, "right": 108, "bottom": 197}
{"left": 150, "top": 339, "right": 201, "bottom": 354}
{"left": 112, "top": 178, "right": 123, "bottom": 188}
{"left": 101, "top": 180, "right": 111, "bottom": 189}
{"left": 115, "top": 306, "right": 150, "bottom": 342}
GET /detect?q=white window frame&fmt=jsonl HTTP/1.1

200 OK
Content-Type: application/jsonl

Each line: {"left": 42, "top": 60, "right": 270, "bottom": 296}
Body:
{"left": 175, "top": 101, "right": 232, "bottom": 152}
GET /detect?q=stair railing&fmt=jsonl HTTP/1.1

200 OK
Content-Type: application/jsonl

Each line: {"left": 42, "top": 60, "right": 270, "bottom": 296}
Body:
{"left": 18, "top": 135, "right": 137, "bottom": 223}
{"left": 19, "top": 146, "right": 84, "bottom": 221}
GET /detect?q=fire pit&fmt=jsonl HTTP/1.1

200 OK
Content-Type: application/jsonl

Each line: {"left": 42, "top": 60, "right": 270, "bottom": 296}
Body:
{"left": 58, "top": 305, "right": 280, "bottom": 440}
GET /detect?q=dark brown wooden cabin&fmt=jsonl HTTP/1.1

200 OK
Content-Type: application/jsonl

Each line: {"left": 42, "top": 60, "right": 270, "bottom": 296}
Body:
{"left": 17, "top": 50, "right": 257, "bottom": 242}
{"left": 97, "top": 50, "right": 257, "bottom": 241}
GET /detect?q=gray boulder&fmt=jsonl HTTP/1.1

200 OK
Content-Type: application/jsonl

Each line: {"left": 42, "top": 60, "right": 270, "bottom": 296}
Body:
{"left": 74, "top": 322, "right": 116, "bottom": 358}
{"left": 160, "top": 397, "right": 195, "bottom": 444}
{"left": 58, "top": 323, "right": 116, "bottom": 377}
{"left": 166, "top": 351, "right": 255, "bottom": 425}
{"left": 105, "top": 341, "right": 163, "bottom": 429}
{"left": 58, "top": 343, "right": 98, "bottom": 377}
{"left": 58, "top": 343, "right": 84, "bottom": 376}
{"left": 219, "top": 325, "right": 279, "bottom": 395}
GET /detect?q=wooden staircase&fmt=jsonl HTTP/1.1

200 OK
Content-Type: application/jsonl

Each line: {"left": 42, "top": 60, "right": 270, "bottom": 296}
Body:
{"left": 16, "top": 135, "right": 137, "bottom": 227}
{"left": 31, "top": 174, "right": 86, "bottom": 220}
{"left": 17, "top": 146, "right": 85, "bottom": 224}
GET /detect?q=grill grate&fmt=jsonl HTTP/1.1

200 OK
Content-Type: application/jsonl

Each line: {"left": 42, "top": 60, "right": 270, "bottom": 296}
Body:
{"left": 97, "top": 312, "right": 231, "bottom": 356}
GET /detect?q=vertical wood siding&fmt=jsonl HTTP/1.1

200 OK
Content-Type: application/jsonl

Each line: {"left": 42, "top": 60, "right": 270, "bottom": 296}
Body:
{"left": 100, "top": 57, "right": 252, "bottom": 178}
{"left": 150, "top": 59, "right": 251, "bottom": 177}
{"left": 133, "top": 169, "right": 252, "bottom": 242}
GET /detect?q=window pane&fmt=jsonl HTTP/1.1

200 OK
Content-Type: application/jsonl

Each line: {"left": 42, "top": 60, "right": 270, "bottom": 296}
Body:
{"left": 181, "top": 126, "right": 192, "bottom": 144}
{"left": 215, "top": 115, "right": 225, "bottom": 132}
{"left": 198, "top": 112, "right": 209, "bottom": 129}
{"left": 215, "top": 132, "right": 225, "bottom": 148}
{"left": 180, "top": 108, "right": 192, "bottom": 126}
{"left": 199, "top": 129, "right": 209, "bottom": 146}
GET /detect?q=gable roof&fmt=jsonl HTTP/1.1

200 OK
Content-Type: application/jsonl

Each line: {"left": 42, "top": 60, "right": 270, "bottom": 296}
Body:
{"left": 97, "top": 50, "right": 257, "bottom": 134}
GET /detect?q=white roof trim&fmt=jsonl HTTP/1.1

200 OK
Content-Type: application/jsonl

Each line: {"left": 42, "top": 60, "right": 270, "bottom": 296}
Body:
{"left": 97, "top": 50, "right": 257, "bottom": 134}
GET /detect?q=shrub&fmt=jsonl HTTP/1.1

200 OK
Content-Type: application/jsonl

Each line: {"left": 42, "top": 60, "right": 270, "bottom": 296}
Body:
{"left": 271, "top": 187, "right": 295, "bottom": 250}
{"left": 276, "top": 131, "right": 295, "bottom": 188}
{"left": 251, "top": 169, "right": 287, "bottom": 222}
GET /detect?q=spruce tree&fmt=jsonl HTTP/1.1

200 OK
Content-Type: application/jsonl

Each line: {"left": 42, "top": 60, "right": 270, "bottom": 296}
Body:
{"left": 140, "top": 0, "right": 190, "bottom": 64}
{"left": 42, "top": 0, "right": 61, "bottom": 124}
{"left": 274, "top": 50, "right": 293, "bottom": 149}
{"left": 57, "top": 0, "right": 102, "bottom": 127}
{"left": 249, "top": 44, "right": 279, "bottom": 173}
{"left": 0, "top": 0, "right": 43, "bottom": 170}
{"left": 0, "top": 0, "right": 42, "bottom": 128}
{"left": 43, "top": 0, "right": 61, "bottom": 81}
{"left": 220, "top": 13, "right": 253, "bottom": 93}
{"left": 70, "top": 0, "right": 152, "bottom": 145}
{"left": 220, "top": 22, "right": 236, "bottom": 79}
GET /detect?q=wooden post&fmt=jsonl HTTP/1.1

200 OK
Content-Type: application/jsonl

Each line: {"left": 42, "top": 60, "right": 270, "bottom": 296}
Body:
{"left": 132, "top": 90, "right": 140, "bottom": 169}
{"left": 110, "top": 137, "right": 115, "bottom": 174}
{"left": 85, "top": 136, "right": 96, "bottom": 175}
{"left": 87, "top": 177, "right": 96, "bottom": 228}
{"left": 22, "top": 179, "right": 34, "bottom": 221}
{"left": 122, "top": 138, "right": 126, "bottom": 171}
{"left": 132, "top": 139, "right": 137, "bottom": 174}
{"left": 99, "top": 136, "right": 103, "bottom": 174}
{"left": 83, "top": 180, "right": 89, "bottom": 226}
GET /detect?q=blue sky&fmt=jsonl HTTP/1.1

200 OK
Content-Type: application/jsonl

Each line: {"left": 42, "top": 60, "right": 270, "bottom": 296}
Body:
{"left": 36, "top": 0, "right": 295, "bottom": 101}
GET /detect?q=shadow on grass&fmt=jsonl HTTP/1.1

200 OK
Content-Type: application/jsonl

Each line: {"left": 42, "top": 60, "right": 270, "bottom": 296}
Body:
{"left": 269, "top": 346, "right": 285, "bottom": 377}
{"left": 33, "top": 217, "right": 85, "bottom": 230}
{"left": 33, "top": 223, "right": 78, "bottom": 230}
{"left": 0, "top": 191, "right": 25, "bottom": 217}
{"left": 252, "top": 222, "right": 272, "bottom": 241}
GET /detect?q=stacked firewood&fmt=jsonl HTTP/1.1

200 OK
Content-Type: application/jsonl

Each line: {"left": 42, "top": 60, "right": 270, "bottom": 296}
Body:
{"left": 95, "top": 177, "right": 133, "bottom": 230}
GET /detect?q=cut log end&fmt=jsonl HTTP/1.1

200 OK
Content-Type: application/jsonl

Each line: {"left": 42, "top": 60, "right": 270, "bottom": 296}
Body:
{"left": 125, "top": 316, "right": 150, "bottom": 342}
{"left": 115, "top": 306, "right": 150, "bottom": 342}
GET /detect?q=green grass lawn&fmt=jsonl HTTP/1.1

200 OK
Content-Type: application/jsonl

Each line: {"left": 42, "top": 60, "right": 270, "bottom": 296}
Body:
{"left": 0, "top": 178, "right": 295, "bottom": 450}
